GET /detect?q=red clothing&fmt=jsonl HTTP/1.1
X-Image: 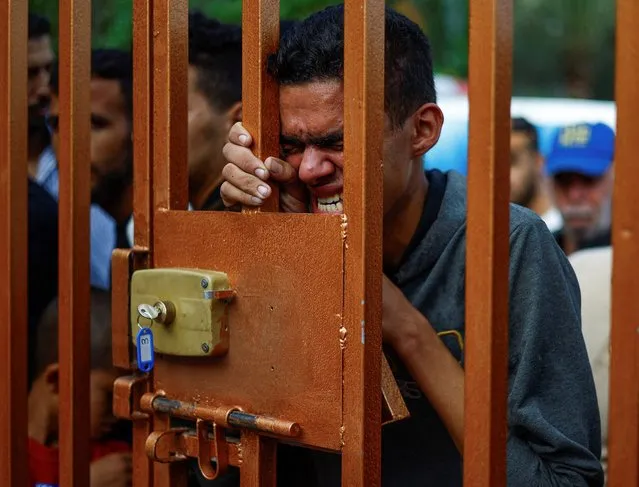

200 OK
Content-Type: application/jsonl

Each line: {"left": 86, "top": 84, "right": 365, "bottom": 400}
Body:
{"left": 29, "top": 437, "right": 130, "bottom": 486}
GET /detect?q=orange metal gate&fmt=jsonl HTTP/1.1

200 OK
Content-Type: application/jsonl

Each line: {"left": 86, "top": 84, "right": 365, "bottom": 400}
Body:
{"left": 0, "top": 1, "right": 637, "bottom": 487}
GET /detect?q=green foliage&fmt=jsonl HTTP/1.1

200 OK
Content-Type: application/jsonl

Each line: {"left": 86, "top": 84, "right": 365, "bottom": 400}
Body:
{"left": 29, "top": 0, "right": 615, "bottom": 99}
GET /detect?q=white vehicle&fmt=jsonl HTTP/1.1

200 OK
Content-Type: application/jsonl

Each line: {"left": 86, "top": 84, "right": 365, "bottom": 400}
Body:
{"left": 425, "top": 96, "right": 617, "bottom": 175}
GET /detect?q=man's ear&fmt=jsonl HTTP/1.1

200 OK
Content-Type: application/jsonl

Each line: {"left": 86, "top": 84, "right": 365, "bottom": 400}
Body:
{"left": 226, "top": 101, "right": 243, "bottom": 127}
{"left": 43, "top": 363, "right": 60, "bottom": 395}
{"left": 411, "top": 103, "right": 444, "bottom": 158}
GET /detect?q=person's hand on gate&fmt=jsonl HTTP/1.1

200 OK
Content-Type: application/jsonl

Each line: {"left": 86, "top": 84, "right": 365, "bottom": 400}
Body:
{"left": 90, "top": 453, "right": 132, "bottom": 487}
{"left": 221, "top": 122, "right": 308, "bottom": 212}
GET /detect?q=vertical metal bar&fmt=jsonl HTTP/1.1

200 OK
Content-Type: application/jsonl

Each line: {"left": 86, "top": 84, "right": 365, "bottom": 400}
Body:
{"left": 0, "top": 1, "right": 28, "bottom": 485}
{"left": 152, "top": 0, "right": 188, "bottom": 211}
{"left": 608, "top": 0, "right": 639, "bottom": 484}
{"left": 341, "top": 1, "right": 384, "bottom": 486}
{"left": 239, "top": 432, "right": 277, "bottom": 487}
{"left": 131, "top": 2, "right": 155, "bottom": 483}
{"left": 57, "top": 0, "right": 92, "bottom": 485}
{"left": 151, "top": 0, "right": 188, "bottom": 484}
{"left": 463, "top": 0, "right": 512, "bottom": 486}
{"left": 237, "top": 2, "right": 280, "bottom": 481}
{"left": 134, "top": 0, "right": 154, "bottom": 250}
{"left": 241, "top": 0, "right": 280, "bottom": 213}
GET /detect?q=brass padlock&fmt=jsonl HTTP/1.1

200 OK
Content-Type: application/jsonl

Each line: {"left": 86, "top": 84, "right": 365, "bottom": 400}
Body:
{"left": 130, "top": 268, "right": 234, "bottom": 357}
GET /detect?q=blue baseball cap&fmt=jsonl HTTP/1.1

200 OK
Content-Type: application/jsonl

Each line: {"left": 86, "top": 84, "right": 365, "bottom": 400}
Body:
{"left": 546, "top": 122, "right": 615, "bottom": 177}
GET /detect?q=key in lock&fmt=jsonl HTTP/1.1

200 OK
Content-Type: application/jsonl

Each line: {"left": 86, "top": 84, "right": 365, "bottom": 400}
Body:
{"left": 137, "top": 301, "right": 175, "bottom": 325}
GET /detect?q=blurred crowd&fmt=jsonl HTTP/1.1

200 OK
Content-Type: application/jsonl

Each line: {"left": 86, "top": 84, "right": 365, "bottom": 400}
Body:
{"left": 23, "top": 5, "right": 616, "bottom": 487}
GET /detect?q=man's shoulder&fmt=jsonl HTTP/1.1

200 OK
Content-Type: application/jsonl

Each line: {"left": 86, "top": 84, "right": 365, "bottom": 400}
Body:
{"left": 507, "top": 203, "right": 564, "bottom": 252}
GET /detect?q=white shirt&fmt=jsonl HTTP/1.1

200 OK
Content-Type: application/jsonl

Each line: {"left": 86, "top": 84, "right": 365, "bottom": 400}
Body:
{"left": 568, "top": 246, "right": 612, "bottom": 481}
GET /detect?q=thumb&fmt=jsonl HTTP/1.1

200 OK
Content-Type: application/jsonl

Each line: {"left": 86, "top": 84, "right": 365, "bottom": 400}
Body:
{"left": 264, "top": 157, "right": 297, "bottom": 184}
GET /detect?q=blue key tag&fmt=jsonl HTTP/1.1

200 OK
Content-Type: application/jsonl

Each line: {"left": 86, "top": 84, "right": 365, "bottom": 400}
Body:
{"left": 136, "top": 327, "right": 155, "bottom": 373}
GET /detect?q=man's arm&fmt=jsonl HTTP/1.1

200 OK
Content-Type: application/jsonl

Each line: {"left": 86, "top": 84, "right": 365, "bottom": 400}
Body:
{"left": 382, "top": 274, "right": 465, "bottom": 451}
{"left": 383, "top": 215, "right": 604, "bottom": 486}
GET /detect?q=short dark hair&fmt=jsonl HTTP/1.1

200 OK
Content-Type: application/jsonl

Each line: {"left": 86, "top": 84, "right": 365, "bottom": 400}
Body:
{"left": 189, "top": 11, "right": 242, "bottom": 112}
{"left": 29, "top": 13, "right": 51, "bottom": 40}
{"left": 268, "top": 5, "right": 436, "bottom": 129}
{"left": 511, "top": 117, "right": 539, "bottom": 152}
{"left": 33, "top": 288, "right": 114, "bottom": 384}
{"left": 50, "top": 49, "right": 133, "bottom": 121}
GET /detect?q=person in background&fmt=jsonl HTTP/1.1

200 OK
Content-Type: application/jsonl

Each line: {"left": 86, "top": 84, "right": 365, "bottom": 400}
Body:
{"left": 28, "top": 288, "right": 131, "bottom": 487}
{"left": 27, "top": 13, "right": 55, "bottom": 179}
{"left": 510, "top": 117, "right": 562, "bottom": 233}
{"left": 27, "top": 179, "right": 59, "bottom": 387}
{"left": 42, "top": 49, "right": 134, "bottom": 288}
{"left": 546, "top": 122, "right": 614, "bottom": 255}
{"left": 187, "top": 12, "right": 243, "bottom": 211}
{"left": 568, "top": 245, "right": 612, "bottom": 483}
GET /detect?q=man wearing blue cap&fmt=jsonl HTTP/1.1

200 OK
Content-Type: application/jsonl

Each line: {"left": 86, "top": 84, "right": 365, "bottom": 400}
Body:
{"left": 546, "top": 122, "right": 614, "bottom": 255}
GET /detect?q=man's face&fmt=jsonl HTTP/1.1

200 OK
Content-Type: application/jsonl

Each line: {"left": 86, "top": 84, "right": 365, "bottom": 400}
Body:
{"left": 552, "top": 171, "right": 611, "bottom": 238}
{"left": 279, "top": 80, "right": 418, "bottom": 215}
{"left": 187, "top": 66, "right": 234, "bottom": 195}
{"left": 49, "top": 78, "right": 132, "bottom": 211}
{"left": 509, "top": 132, "right": 542, "bottom": 208}
{"left": 27, "top": 35, "right": 54, "bottom": 130}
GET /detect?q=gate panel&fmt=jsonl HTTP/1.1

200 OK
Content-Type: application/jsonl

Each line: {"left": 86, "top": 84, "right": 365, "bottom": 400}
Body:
{"left": 609, "top": 0, "right": 639, "bottom": 485}
{"left": 57, "top": 0, "right": 92, "bottom": 485}
{"left": 464, "top": 0, "right": 512, "bottom": 486}
{"left": 152, "top": 211, "right": 345, "bottom": 450}
{"left": 0, "top": 1, "right": 28, "bottom": 485}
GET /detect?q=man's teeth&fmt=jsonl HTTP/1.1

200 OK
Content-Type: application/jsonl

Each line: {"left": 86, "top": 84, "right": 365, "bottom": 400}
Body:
{"left": 317, "top": 193, "right": 344, "bottom": 213}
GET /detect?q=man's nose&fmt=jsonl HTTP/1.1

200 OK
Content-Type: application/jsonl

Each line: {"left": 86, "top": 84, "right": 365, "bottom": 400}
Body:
{"left": 565, "top": 181, "right": 589, "bottom": 202}
{"left": 36, "top": 73, "right": 51, "bottom": 100}
{"left": 298, "top": 147, "right": 335, "bottom": 184}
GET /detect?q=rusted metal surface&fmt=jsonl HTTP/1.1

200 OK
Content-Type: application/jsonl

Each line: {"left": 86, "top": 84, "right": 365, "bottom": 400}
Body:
{"left": 112, "top": 249, "right": 153, "bottom": 487}
{"left": 239, "top": 432, "right": 277, "bottom": 487}
{"left": 129, "top": 2, "right": 158, "bottom": 484}
{"left": 153, "top": 412, "right": 189, "bottom": 487}
{"left": 112, "top": 249, "right": 135, "bottom": 368}
{"left": 57, "top": 0, "right": 92, "bottom": 485}
{"left": 342, "top": 1, "right": 385, "bottom": 485}
{"left": 464, "top": 0, "right": 512, "bottom": 486}
{"left": 241, "top": 0, "right": 280, "bottom": 213}
{"left": 0, "top": 1, "right": 28, "bottom": 485}
{"left": 149, "top": 429, "right": 241, "bottom": 467}
{"left": 608, "top": 0, "right": 639, "bottom": 485}
{"left": 133, "top": 0, "right": 154, "bottom": 250}
{"left": 381, "top": 358, "right": 409, "bottom": 425}
{"left": 152, "top": 210, "right": 344, "bottom": 450}
{"left": 196, "top": 419, "right": 229, "bottom": 480}
{"left": 141, "top": 394, "right": 300, "bottom": 438}
{"left": 152, "top": 0, "right": 188, "bottom": 211}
